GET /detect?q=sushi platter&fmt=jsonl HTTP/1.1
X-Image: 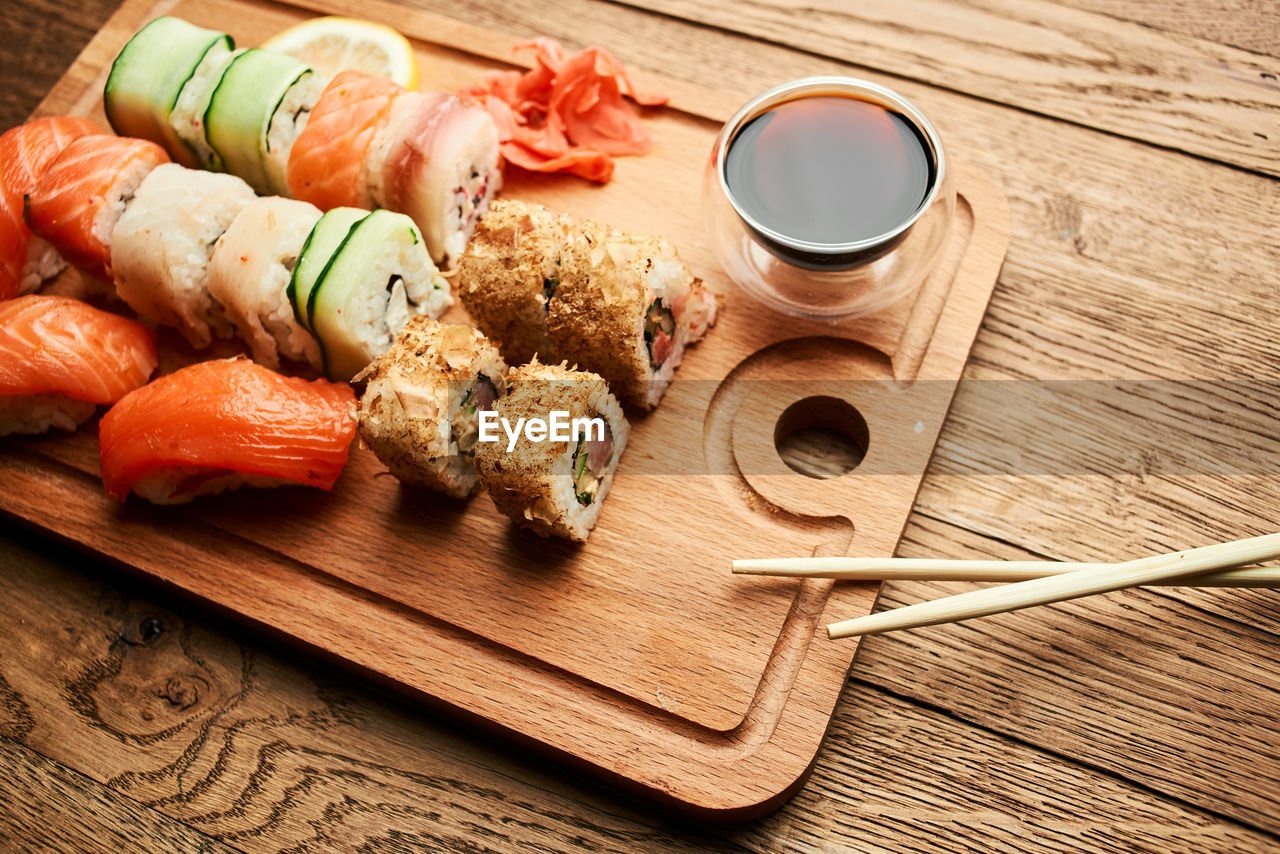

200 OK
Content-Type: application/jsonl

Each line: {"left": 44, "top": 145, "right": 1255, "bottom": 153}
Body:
{"left": 0, "top": 0, "right": 1010, "bottom": 817}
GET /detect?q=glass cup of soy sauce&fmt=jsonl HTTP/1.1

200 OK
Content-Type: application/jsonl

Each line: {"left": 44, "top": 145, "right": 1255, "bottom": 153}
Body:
{"left": 703, "top": 77, "right": 954, "bottom": 318}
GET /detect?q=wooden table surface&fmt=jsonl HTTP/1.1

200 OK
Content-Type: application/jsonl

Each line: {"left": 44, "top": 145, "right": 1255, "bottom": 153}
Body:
{"left": 2, "top": 0, "right": 1279, "bottom": 850}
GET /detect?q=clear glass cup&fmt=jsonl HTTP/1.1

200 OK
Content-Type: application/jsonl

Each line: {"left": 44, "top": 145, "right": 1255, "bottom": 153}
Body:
{"left": 703, "top": 77, "right": 955, "bottom": 319}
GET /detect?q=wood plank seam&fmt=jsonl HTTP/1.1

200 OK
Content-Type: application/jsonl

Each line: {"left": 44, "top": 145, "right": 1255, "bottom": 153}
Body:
{"left": 604, "top": 0, "right": 1280, "bottom": 185}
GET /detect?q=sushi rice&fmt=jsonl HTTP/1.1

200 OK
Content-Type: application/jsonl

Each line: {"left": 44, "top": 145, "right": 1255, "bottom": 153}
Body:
{"left": 355, "top": 317, "right": 508, "bottom": 498}
{"left": 110, "top": 163, "right": 256, "bottom": 349}
{"left": 170, "top": 42, "right": 241, "bottom": 170}
{"left": 0, "top": 394, "right": 96, "bottom": 436}
{"left": 379, "top": 94, "right": 503, "bottom": 265}
{"left": 291, "top": 208, "right": 452, "bottom": 380}
{"left": 207, "top": 196, "right": 322, "bottom": 369}
{"left": 474, "top": 359, "right": 628, "bottom": 542}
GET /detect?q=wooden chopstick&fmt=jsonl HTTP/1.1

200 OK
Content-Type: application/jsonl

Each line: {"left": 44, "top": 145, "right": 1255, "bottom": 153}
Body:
{"left": 811, "top": 532, "right": 1280, "bottom": 639}
{"left": 732, "top": 557, "right": 1280, "bottom": 587}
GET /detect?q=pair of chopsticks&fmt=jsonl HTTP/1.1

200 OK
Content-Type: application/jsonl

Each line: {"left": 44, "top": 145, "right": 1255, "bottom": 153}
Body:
{"left": 733, "top": 533, "right": 1280, "bottom": 639}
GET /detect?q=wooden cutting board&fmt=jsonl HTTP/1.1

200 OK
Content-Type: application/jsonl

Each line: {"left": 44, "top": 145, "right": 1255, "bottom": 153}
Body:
{"left": 0, "top": 0, "right": 1010, "bottom": 818}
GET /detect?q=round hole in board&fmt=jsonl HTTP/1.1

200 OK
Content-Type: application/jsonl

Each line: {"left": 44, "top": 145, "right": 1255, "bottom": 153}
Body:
{"left": 773, "top": 396, "right": 869, "bottom": 478}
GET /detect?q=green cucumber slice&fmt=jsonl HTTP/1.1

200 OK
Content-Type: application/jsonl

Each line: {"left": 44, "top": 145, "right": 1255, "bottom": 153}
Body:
{"left": 104, "top": 17, "right": 232, "bottom": 169}
{"left": 287, "top": 207, "right": 369, "bottom": 336}
{"left": 203, "top": 48, "right": 312, "bottom": 194}
{"left": 310, "top": 210, "right": 424, "bottom": 380}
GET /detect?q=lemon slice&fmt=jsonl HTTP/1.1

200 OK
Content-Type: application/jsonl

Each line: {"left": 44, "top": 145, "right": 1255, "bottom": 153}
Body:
{"left": 263, "top": 17, "right": 419, "bottom": 89}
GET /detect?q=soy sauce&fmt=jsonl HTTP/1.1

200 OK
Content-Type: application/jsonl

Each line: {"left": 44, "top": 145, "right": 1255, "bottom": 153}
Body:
{"left": 724, "top": 95, "right": 933, "bottom": 246}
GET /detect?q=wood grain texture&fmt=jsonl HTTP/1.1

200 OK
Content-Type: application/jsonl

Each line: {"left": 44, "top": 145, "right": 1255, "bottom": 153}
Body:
{"left": 0, "top": 0, "right": 115, "bottom": 126}
{"left": 1051, "top": 0, "right": 1280, "bottom": 59}
{"left": 429, "top": 0, "right": 1280, "bottom": 380}
{"left": 612, "top": 0, "right": 1280, "bottom": 177}
{"left": 1, "top": 0, "right": 1278, "bottom": 848}
{"left": 3, "top": 529, "right": 1277, "bottom": 853}
{"left": 0, "top": 738, "right": 239, "bottom": 854}
{"left": 871, "top": 477, "right": 1280, "bottom": 834}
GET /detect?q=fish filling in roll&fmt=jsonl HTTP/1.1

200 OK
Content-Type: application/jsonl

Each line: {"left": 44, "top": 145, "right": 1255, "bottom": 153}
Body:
{"left": 453, "top": 373, "right": 499, "bottom": 458}
{"left": 572, "top": 418, "right": 614, "bottom": 505}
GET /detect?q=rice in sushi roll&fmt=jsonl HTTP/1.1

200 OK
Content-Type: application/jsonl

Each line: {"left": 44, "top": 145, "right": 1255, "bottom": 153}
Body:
{"left": 474, "top": 359, "right": 628, "bottom": 542}
{"left": 355, "top": 317, "right": 508, "bottom": 498}
{"left": 289, "top": 207, "right": 452, "bottom": 380}
{"left": 104, "top": 16, "right": 234, "bottom": 169}
{"left": 455, "top": 198, "right": 581, "bottom": 365}
{"left": 110, "top": 163, "right": 256, "bottom": 349}
{"left": 456, "top": 199, "right": 718, "bottom": 409}
{"left": 202, "top": 48, "right": 321, "bottom": 195}
{"left": 0, "top": 116, "right": 106, "bottom": 300}
{"left": 286, "top": 70, "right": 404, "bottom": 210}
{"left": 377, "top": 92, "right": 503, "bottom": 265}
{"left": 207, "top": 196, "right": 322, "bottom": 369}
{"left": 547, "top": 224, "right": 717, "bottom": 409}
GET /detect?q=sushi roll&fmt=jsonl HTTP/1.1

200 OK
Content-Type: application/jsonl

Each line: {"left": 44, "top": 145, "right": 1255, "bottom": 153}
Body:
{"left": 289, "top": 207, "right": 451, "bottom": 380}
{"left": 0, "top": 294, "right": 157, "bottom": 436}
{"left": 286, "top": 70, "right": 403, "bottom": 210}
{"left": 207, "top": 196, "right": 322, "bottom": 369}
{"left": 99, "top": 357, "right": 356, "bottom": 504}
{"left": 455, "top": 198, "right": 579, "bottom": 365}
{"left": 104, "top": 17, "right": 234, "bottom": 169}
{"left": 377, "top": 92, "right": 503, "bottom": 265}
{"left": 364, "top": 89, "right": 431, "bottom": 211}
{"left": 171, "top": 45, "right": 242, "bottom": 171}
{"left": 355, "top": 317, "right": 508, "bottom": 497}
{"left": 24, "top": 135, "right": 170, "bottom": 284}
{"left": 110, "top": 163, "right": 256, "bottom": 349}
{"left": 474, "top": 359, "right": 628, "bottom": 542}
{"left": 203, "top": 48, "right": 321, "bottom": 195}
{"left": 0, "top": 117, "right": 106, "bottom": 299}
{"left": 547, "top": 224, "right": 717, "bottom": 409}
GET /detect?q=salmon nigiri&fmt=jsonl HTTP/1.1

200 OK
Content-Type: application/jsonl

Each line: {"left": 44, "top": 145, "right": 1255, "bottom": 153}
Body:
{"left": 0, "top": 294, "right": 157, "bottom": 436}
{"left": 99, "top": 358, "right": 356, "bottom": 504}
{"left": 0, "top": 117, "right": 107, "bottom": 299}
{"left": 24, "top": 135, "right": 169, "bottom": 284}
{"left": 286, "top": 69, "right": 404, "bottom": 210}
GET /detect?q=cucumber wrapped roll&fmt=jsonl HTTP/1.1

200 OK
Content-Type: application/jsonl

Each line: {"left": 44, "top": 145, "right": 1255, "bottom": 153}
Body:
{"left": 474, "top": 359, "right": 628, "bottom": 542}
{"left": 104, "top": 17, "right": 233, "bottom": 169}
{"left": 289, "top": 208, "right": 452, "bottom": 380}
{"left": 355, "top": 317, "right": 508, "bottom": 498}
{"left": 204, "top": 49, "right": 321, "bottom": 195}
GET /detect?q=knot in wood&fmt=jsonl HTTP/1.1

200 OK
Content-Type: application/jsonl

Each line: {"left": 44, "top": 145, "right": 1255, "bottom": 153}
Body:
{"left": 118, "top": 614, "right": 165, "bottom": 646}
{"left": 158, "top": 676, "right": 199, "bottom": 710}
